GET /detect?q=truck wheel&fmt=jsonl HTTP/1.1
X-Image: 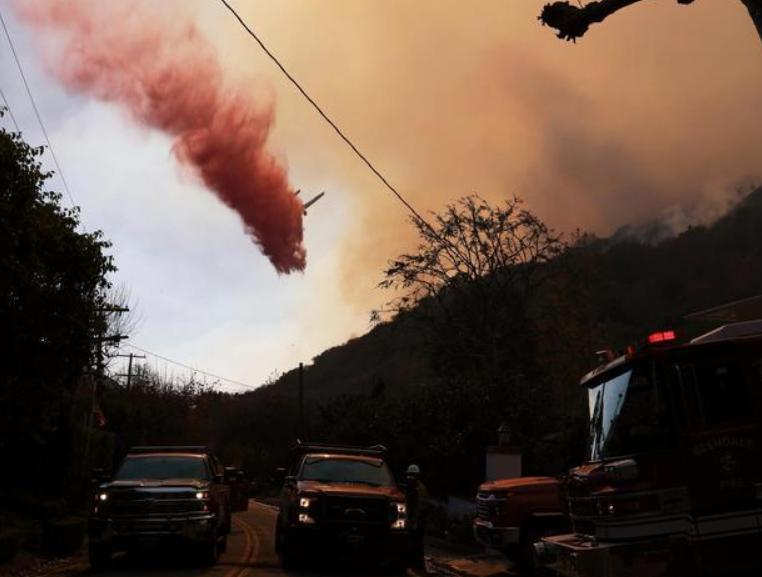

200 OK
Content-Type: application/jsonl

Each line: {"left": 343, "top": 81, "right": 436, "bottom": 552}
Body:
{"left": 277, "top": 528, "right": 300, "bottom": 570}
{"left": 280, "top": 548, "right": 301, "bottom": 570}
{"left": 200, "top": 537, "right": 220, "bottom": 566}
{"left": 274, "top": 522, "right": 284, "bottom": 554}
{"left": 88, "top": 543, "right": 112, "bottom": 572}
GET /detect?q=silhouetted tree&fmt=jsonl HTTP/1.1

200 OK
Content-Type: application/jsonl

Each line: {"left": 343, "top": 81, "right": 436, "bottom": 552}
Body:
{"left": 0, "top": 117, "right": 115, "bottom": 492}
{"left": 376, "top": 195, "right": 565, "bottom": 384}
{"left": 539, "top": 0, "right": 762, "bottom": 44}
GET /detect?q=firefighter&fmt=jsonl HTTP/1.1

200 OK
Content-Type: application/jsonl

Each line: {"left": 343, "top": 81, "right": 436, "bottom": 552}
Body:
{"left": 405, "top": 464, "right": 428, "bottom": 568}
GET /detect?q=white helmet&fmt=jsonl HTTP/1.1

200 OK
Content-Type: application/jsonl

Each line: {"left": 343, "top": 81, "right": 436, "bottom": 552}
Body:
{"left": 406, "top": 464, "right": 421, "bottom": 476}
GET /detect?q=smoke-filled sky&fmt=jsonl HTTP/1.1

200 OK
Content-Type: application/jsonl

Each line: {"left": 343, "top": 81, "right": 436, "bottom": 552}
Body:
{"left": 2, "top": 0, "right": 761, "bottom": 390}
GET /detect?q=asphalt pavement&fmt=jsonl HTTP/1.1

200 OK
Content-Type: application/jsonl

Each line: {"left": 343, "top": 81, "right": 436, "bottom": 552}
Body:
{"left": 40, "top": 501, "right": 430, "bottom": 577}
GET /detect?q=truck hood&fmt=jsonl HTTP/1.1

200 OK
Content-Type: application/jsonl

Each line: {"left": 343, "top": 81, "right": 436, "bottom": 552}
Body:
{"left": 479, "top": 476, "right": 559, "bottom": 494}
{"left": 297, "top": 481, "right": 403, "bottom": 500}
{"left": 102, "top": 479, "right": 209, "bottom": 490}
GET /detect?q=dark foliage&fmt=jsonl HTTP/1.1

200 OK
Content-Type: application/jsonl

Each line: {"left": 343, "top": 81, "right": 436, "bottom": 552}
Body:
{"left": 0, "top": 121, "right": 114, "bottom": 495}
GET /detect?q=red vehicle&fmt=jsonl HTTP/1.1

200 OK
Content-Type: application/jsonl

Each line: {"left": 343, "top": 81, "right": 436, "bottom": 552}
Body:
{"left": 535, "top": 322, "right": 762, "bottom": 577}
{"left": 474, "top": 476, "right": 567, "bottom": 567}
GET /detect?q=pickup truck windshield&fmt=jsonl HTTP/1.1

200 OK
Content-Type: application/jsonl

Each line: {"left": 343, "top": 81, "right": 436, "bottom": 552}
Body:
{"left": 116, "top": 456, "right": 209, "bottom": 481}
{"left": 300, "top": 457, "right": 394, "bottom": 487}
{"left": 587, "top": 363, "right": 674, "bottom": 461}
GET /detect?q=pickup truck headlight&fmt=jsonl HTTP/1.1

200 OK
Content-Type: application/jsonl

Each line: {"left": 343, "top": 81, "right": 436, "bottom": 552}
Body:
{"left": 297, "top": 495, "right": 316, "bottom": 524}
{"left": 298, "top": 513, "right": 316, "bottom": 524}
{"left": 195, "top": 491, "right": 209, "bottom": 500}
{"left": 92, "top": 492, "right": 109, "bottom": 515}
{"left": 391, "top": 501, "right": 407, "bottom": 530}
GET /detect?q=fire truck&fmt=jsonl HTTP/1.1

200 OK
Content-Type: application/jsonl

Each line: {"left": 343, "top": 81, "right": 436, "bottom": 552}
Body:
{"left": 534, "top": 321, "right": 762, "bottom": 577}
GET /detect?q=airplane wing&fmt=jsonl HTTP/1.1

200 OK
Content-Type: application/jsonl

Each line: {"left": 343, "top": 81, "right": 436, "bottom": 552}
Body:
{"left": 303, "top": 191, "right": 325, "bottom": 214}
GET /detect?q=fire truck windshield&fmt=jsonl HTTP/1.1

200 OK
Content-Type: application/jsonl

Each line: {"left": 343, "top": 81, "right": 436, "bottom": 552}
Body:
{"left": 587, "top": 363, "right": 674, "bottom": 461}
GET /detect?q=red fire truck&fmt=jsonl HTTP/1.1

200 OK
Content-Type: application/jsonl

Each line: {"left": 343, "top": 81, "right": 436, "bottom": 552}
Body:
{"left": 534, "top": 321, "right": 762, "bottom": 577}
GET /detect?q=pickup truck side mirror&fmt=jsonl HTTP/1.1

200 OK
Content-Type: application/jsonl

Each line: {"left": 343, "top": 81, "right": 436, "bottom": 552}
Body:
{"left": 284, "top": 475, "right": 297, "bottom": 487}
{"left": 213, "top": 473, "right": 226, "bottom": 484}
{"left": 272, "top": 467, "right": 287, "bottom": 487}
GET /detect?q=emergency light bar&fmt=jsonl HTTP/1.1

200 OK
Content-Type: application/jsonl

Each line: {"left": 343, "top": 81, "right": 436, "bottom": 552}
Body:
{"left": 647, "top": 330, "right": 677, "bottom": 344}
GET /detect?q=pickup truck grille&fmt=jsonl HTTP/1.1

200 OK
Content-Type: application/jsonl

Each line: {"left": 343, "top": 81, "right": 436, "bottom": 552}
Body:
{"left": 109, "top": 492, "right": 204, "bottom": 516}
{"left": 476, "top": 492, "right": 506, "bottom": 521}
{"left": 323, "top": 496, "right": 389, "bottom": 524}
{"left": 112, "top": 518, "right": 185, "bottom": 534}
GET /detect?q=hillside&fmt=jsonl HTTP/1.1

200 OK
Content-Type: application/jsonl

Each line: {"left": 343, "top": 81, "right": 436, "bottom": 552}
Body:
{"left": 248, "top": 311, "right": 432, "bottom": 404}
{"left": 100, "top": 187, "right": 762, "bottom": 493}
{"left": 252, "top": 187, "right": 762, "bottom": 409}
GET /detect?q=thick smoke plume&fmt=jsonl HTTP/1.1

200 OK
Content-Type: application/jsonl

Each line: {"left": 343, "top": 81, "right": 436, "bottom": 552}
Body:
{"left": 15, "top": 0, "right": 306, "bottom": 273}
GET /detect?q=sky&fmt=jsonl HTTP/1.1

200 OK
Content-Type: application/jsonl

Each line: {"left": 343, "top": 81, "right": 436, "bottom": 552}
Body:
{"left": 2, "top": 0, "right": 762, "bottom": 391}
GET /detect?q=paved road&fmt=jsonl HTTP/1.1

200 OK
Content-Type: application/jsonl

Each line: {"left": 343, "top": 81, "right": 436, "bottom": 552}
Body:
{"left": 54, "top": 502, "right": 418, "bottom": 577}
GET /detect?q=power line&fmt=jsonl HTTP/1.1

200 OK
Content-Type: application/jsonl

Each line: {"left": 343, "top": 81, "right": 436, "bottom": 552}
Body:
{"left": 122, "top": 343, "right": 259, "bottom": 391}
{"left": 0, "top": 8, "right": 78, "bottom": 212}
{"left": 0, "top": 84, "right": 19, "bottom": 132}
{"left": 218, "top": 0, "right": 429, "bottom": 227}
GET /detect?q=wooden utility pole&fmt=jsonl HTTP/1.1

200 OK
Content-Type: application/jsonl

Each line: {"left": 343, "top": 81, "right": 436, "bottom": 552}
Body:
{"left": 82, "top": 305, "right": 129, "bottom": 476}
{"left": 298, "top": 362, "right": 304, "bottom": 441}
{"left": 115, "top": 352, "right": 146, "bottom": 389}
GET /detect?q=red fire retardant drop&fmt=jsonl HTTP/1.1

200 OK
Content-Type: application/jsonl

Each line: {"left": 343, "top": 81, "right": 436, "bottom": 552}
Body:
{"left": 15, "top": 0, "right": 306, "bottom": 273}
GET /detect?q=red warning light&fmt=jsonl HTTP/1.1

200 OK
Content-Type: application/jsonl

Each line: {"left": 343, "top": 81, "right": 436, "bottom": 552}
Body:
{"left": 647, "top": 330, "right": 677, "bottom": 344}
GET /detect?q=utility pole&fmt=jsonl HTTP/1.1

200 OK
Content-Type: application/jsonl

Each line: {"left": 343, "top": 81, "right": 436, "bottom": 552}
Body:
{"left": 82, "top": 305, "right": 129, "bottom": 479}
{"left": 298, "top": 362, "right": 304, "bottom": 441}
{"left": 115, "top": 352, "right": 146, "bottom": 390}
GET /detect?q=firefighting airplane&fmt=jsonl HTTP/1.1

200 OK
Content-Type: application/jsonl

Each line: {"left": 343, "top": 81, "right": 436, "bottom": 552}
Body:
{"left": 294, "top": 190, "right": 325, "bottom": 215}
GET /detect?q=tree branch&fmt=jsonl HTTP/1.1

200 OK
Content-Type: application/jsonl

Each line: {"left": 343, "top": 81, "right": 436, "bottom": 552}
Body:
{"left": 539, "top": 0, "right": 647, "bottom": 41}
{"left": 540, "top": 0, "right": 762, "bottom": 45}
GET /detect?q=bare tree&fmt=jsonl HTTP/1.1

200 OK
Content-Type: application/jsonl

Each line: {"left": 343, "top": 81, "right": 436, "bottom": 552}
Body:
{"left": 539, "top": 0, "right": 762, "bottom": 44}
{"left": 376, "top": 195, "right": 566, "bottom": 385}
{"left": 377, "top": 196, "right": 564, "bottom": 318}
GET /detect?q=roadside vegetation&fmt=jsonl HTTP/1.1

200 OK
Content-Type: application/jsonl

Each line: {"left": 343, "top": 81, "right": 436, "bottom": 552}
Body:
{"left": 0, "top": 116, "right": 115, "bottom": 562}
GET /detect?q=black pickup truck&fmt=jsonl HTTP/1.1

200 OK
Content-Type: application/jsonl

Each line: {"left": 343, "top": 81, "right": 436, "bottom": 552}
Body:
{"left": 274, "top": 442, "right": 409, "bottom": 570}
{"left": 88, "top": 446, "right": 247, "bottom": 569}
